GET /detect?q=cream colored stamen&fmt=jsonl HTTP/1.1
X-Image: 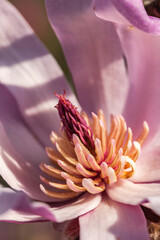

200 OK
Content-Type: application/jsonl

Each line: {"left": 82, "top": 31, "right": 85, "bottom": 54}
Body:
{"left": 40, "top": 110, "right": 149, "bottom": 200}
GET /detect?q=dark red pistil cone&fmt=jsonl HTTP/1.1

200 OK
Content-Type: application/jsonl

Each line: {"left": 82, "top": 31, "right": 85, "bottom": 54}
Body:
{"left": 55, "top": 91, "right": 94, "bottom": 150}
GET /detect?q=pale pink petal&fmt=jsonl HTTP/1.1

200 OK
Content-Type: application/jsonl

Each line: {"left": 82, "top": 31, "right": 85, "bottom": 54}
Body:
{"left": 95, "top": 0, "right": 129, "bottom": 25}
{"left": 0, "top": 187, "right": 101, "bottom": 223}
{"left": 0, "top": 87, "right": 57, "bottom": 202}
{"left": 114, "top": 27, "right": 160, "bottom": 140}
{"left": 49, "top": 192, "right": 101, "bottom": 223}
{"left": 0, "top": 187, "right": 56, "bottom": 222}
{"left": 95, "top": 0, "right": 160, "bottom": 34}
{"left": 95, "top": 2, "right": 160, "bottom": 141}
{"left": 0, "top": 0, "right": 79, "bottom": 147}
{"left": 0, "top": 96, "right": 55, "bottom": 202}
{"left": 148, "top": 196, "right": 160, "bottom": 216}
{"left": 45, "top": 0, "right": 128, "bottom": 120}
{"left": 79, "top": 197, "right": 149, "bottom": 240}
{"left": 107, "top": 179, "right": 160, "bottom": 207}
{"left": 112, "top": 0, "right": 160, "bottom": 34}
{"left": 131, "top": 144, "right": 160, "bottom": 183}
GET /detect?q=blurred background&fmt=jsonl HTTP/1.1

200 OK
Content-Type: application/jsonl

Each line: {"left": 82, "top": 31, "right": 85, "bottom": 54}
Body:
{"left": 0, "top": 222, "right": 60, "bottom": 240}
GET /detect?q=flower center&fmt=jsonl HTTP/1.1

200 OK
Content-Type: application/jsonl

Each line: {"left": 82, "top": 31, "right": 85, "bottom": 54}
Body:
{"left": 40, "top": 93, "right": 149, "bottom": 200}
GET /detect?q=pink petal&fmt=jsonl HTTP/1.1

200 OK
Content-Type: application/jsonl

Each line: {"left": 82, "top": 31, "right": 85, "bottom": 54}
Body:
{"left": 148, "top": 196, "right": 160, "bottom": 215}
{"left": 115, "top": 26, "right": 160, "bottom": 141}
{"left": 79, "top": 197, "right": 149, "bottom": 240}
{"left": 0, "top": 95, "right": 54, "bottom": 202}
{"left": 49, "top": 192, "right": 102, "bottom": 223}
{"left": 0, "top": 187, "right": 101, "bottom": 223}
{"left": 95, "top": 0, "right": 160, "bottom": 34}
{"left": 0, "top": 0, "right": 79, "bottom": 147}
{"left": 0, "top": 87, "right": 60, "bottom": 202}
{"left": 0, "top": 187, "right": 56, "bottom": 223}
{"left": 112, "top": 0, "right": 160, "bottom": 34}
{"left": 95, "top": 0, "right": 129, "bottom": 25}
{"left": 107, "top": 179, "right": 160, "bottom": 207}
{"left": 95, "top": 3, "right": 160, "bottom": 141}
{"left": 45, "top": 0, "right": 128, "bottom": 120}
{"left": 131, "top": 144, "right": 160, "bottom": 183}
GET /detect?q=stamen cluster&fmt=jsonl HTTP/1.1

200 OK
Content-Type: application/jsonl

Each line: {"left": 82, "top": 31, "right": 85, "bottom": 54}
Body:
{"left": 40, "top": 94, "right": 149, "bottom": 200}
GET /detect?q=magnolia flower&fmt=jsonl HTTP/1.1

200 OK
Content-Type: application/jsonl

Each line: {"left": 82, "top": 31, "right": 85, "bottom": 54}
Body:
{"left": 0, "top": 0, "right": 160, "bottom": 240}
